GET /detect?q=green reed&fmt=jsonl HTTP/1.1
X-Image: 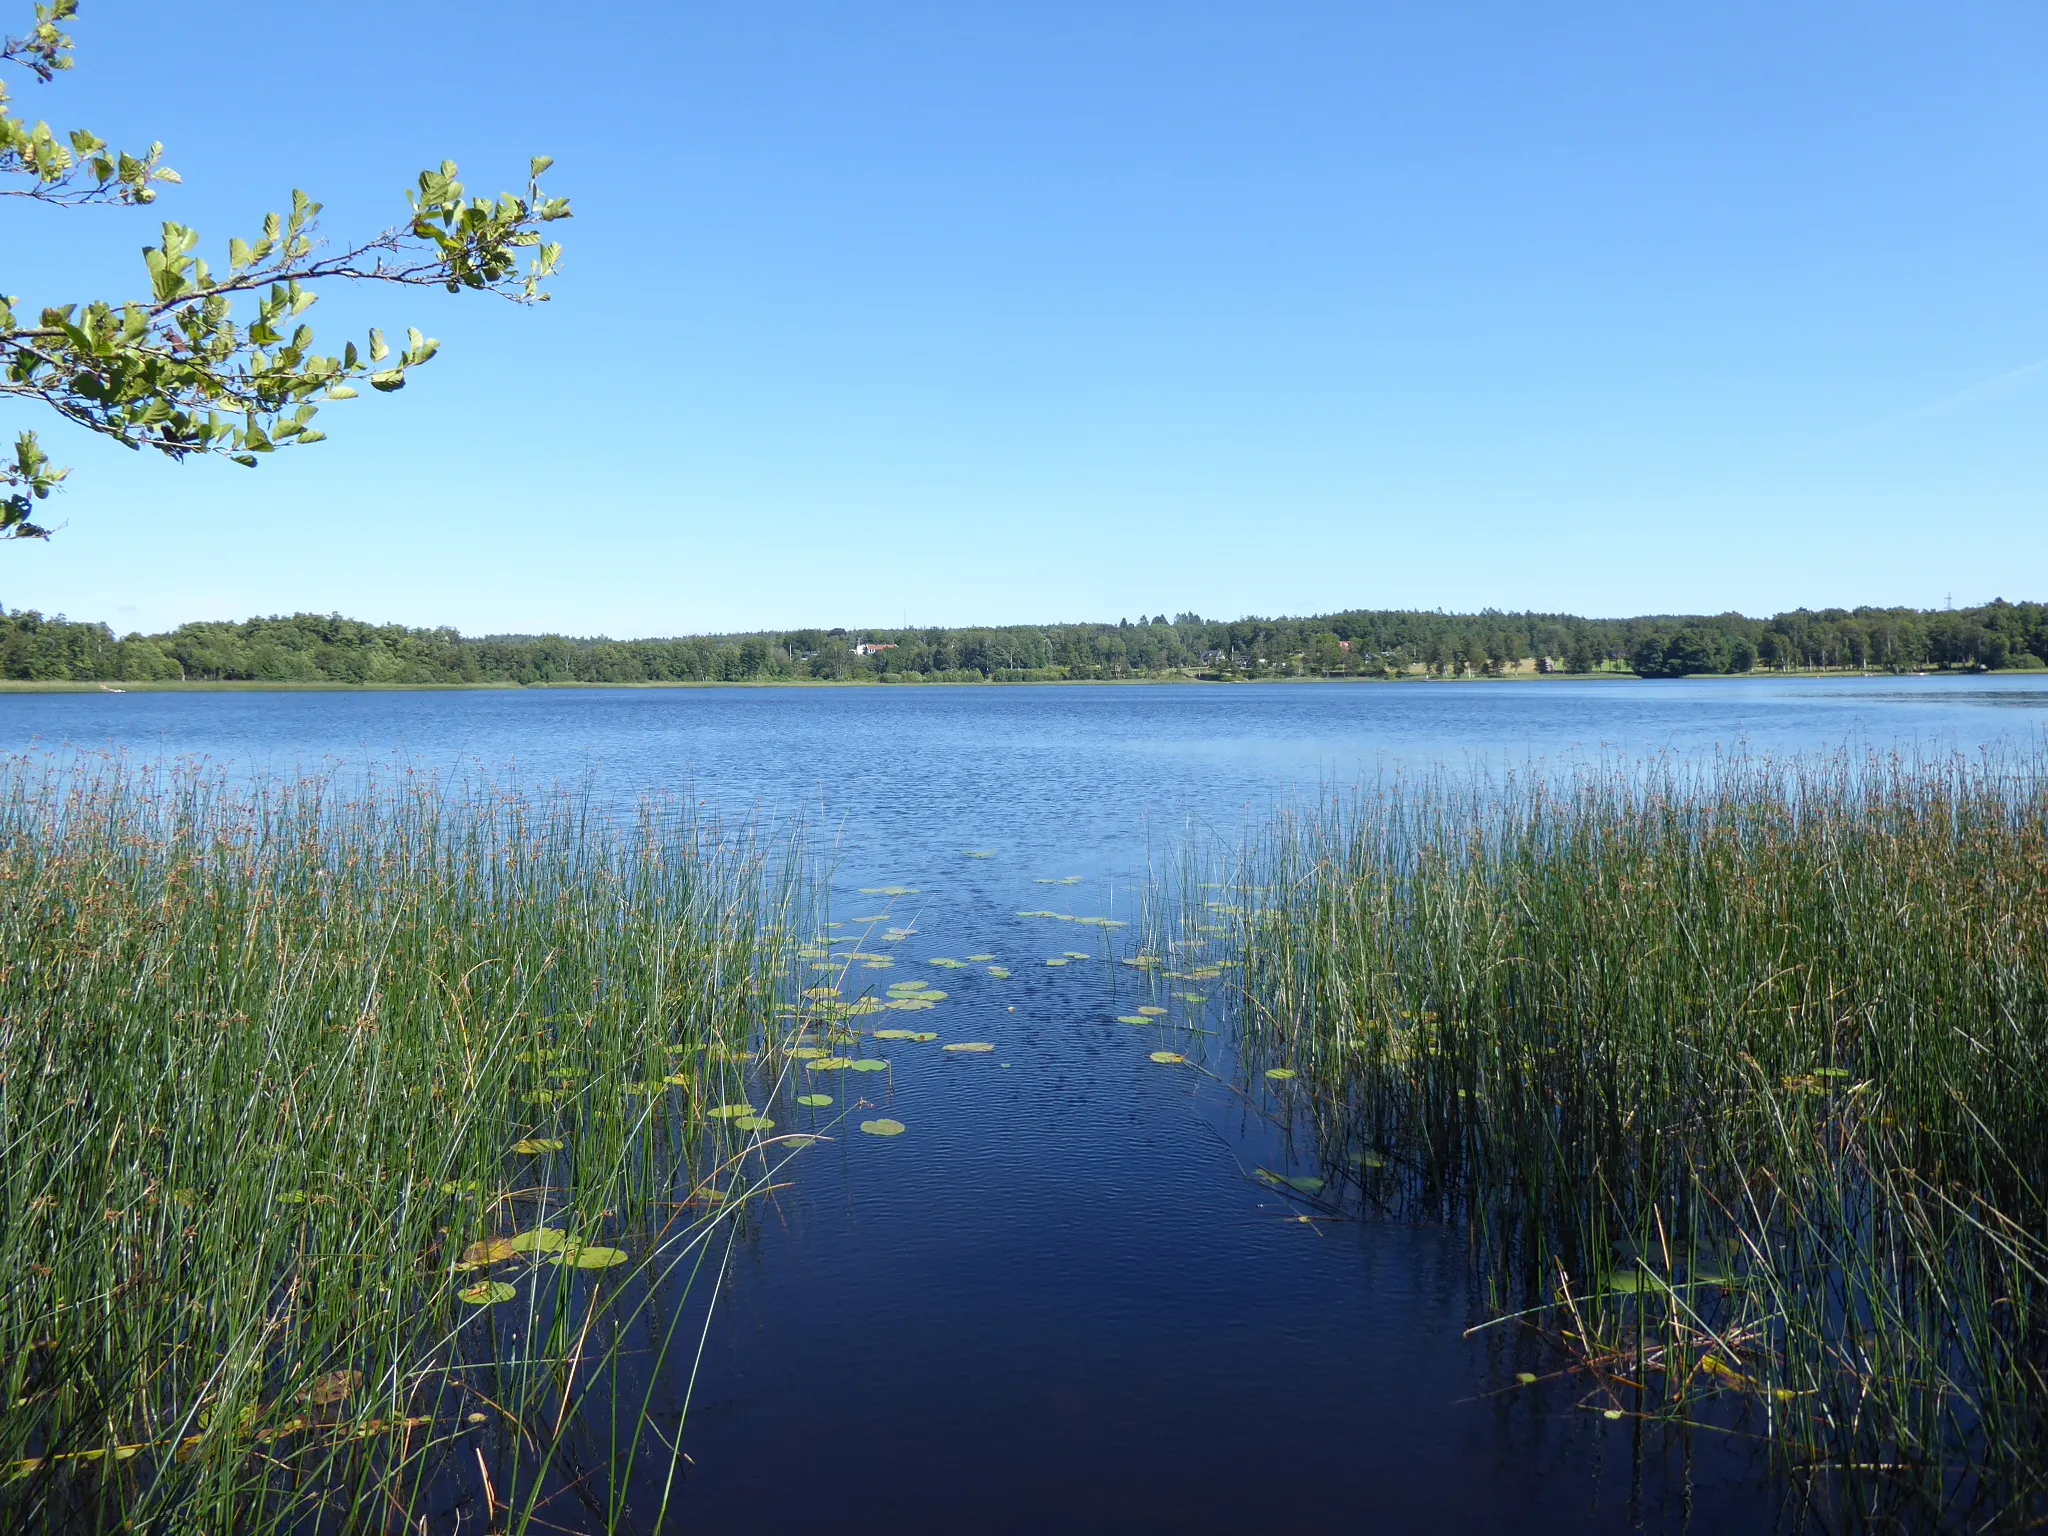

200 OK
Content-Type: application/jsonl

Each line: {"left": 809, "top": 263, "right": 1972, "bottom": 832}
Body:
{"left": 1166, "top": 750, "right": 2048, "bottom": 1528}
{"left": 0, "top": 755, "right": 809, "bottom": 1533}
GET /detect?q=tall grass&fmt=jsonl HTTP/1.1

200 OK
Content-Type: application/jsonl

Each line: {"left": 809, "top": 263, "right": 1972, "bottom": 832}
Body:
{"left": 1171, "top": 750, "right": 2048, "bottom": 1528}
{"left": 0, "top": 755, "right": 808, "bottom": 1533}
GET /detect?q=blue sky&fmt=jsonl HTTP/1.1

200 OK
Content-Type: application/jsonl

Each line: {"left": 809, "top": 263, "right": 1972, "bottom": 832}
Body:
{"left": 5, "top": 1, "right": 2047, "bottom": 636}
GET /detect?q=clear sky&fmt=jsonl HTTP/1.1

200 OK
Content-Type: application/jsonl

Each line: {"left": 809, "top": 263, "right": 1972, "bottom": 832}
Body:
{"left": 5, "top": 1, "right": 2047, "bottom": 636}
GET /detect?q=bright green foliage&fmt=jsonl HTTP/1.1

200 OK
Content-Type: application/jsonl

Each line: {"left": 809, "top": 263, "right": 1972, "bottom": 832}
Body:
{"left": 1, "top": 2, "right": 568, "bottom": 539}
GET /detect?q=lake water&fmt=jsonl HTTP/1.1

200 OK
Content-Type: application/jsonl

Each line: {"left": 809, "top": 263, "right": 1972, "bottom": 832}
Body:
{"left": 8, "top": 676, "right": 2046, "bottom": 1534}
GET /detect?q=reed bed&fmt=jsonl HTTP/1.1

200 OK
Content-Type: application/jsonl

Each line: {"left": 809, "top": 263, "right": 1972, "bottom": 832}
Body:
{"left": 0, "top": 755, "right": 808, "bottom": 1533}
{"left": 1170, "top": 750, "right": 2048, "bottom": 1529}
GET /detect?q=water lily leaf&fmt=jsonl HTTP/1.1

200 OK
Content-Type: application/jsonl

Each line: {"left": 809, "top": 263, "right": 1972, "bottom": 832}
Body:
{"left": 1286, "top": 1175, "right": 1324, "bottom": 1193}
{"left": 886, "top": 981, "right": 928, "bottom": 995}
{"left": 929, "top": 958, "right": 968, "bottom": 969}
{"left": 507, "top": 1228, "right": 569, "bottom": 1255}
{"left": 556, "top": 1245, "right": 628, "bottom": 1270}
{"left": 796, "top": 1093, "right": 833, "bottom": 1107}
{"left": 859, "top": 1118, "right": 906, "bottom": 1137}
{"left": 706, "top": 1104, "right": 756, "bottom": 1121}
{"left": 1045, "top": 958, "right": 1068, "bottom": 967}
{"left": 962, "top": 850, "right": 996, "bottom": 858}
{"left": 733, "top": 1115, "right": 776, "bottom": 1131}
{"left": 511, "top": 1137, "right": 564, "bottom": 1155}
{"left": 1116, "top": 1015, "right": 1150, "bottom": 1026}
{"left": 906, "top": 1031, "right": 938, "bottom": 1043}
{"left": 1148, "top": 1051, "right": 1185, "bottom": 1065}
{"left": 862, "top": 960, "right": 893, "bottom": 969}
{"left": 859, "top": 886, "right": 921, "bottom": 896}
{"left": 808, "top": 1058, "right": 854, "bottom": 1071}
{"left": 1264, "top": 1068, "right": 1298, "bottom": 1082}
{"left": 440, "top": 1180, "right": 483, "bottom": 1196}
{"left": 942, "top": 1042, "right": 995, "bottom": 1054}
{"left": 885, "top": 998, "right": 937, "bottom": 1011}
{"left": 461, "top": 1236, "right": 519, "bottom": 1265}
{"left": 848, "top": 1059, "right": 890, "bottom": 1073}
{"left": 872, "top": 1028, "right": 918, "bottom": 1041}
{"left": 1600, "top": 1269, "right": 1665, "bottom": 1295}
{"left": 790, "top": 1047, "right": 829, "bottom": 1061}
{"left": 1516, "top": 1372, "right": 1538, "bottom": 1386}
{"left": 459, "top": 1281, "right": 518, "bottom": 1306}
{"left": 781, "top": 1134, "right": 820, "bottom": 1148}
{"left": 966, "top": 954, "right": 997, "bottom": 963}
{"left": 1136, "top": 1006, "right": 1166, "bottom": 1017}
{"left": 1064, "top": 951, "right": 1090, "bottom": 960}
{"left": 803, "top": 985, "right": 841, "bottom": 999}
{"left": 986, "top": 966, "right": 1012, "bottom": 979}
{"left": 1174, "top": 992, "right": 1207, "bottom": 1004}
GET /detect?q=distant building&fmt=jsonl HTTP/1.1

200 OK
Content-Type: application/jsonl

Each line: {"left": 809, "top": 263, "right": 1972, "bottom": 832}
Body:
{"left": 854, "top": 643, "right": 897, "bottom": 657}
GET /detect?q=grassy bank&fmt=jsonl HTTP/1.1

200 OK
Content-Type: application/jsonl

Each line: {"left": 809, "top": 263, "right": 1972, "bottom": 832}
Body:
{"left": 0, "top": 758, "right": 807, "bottom": 1532}
{"left": 1174, "top": 752, "right": 2048, "bottom": 1528}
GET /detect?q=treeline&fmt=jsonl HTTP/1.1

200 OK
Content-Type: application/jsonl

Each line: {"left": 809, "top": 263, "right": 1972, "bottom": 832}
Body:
{"left": 1, "top": 602, "right": 2044, "bottom": 685}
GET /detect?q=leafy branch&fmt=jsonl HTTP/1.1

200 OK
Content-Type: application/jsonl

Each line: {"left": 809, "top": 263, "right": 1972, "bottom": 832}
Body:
{"left": 1, "top": 1, "right": 568, "bottom": 540}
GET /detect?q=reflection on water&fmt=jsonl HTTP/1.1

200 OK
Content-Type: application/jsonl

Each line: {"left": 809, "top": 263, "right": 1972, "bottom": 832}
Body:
{"left": 5, "top": 675, "right": 2045, "bottom": 1532}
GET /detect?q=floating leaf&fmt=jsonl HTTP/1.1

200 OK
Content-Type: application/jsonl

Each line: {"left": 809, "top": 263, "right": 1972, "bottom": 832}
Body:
{"left": 440, "top": 1180, "right": 483, "bottom": 1196}
{"left": 1136, "top": 1005, "right": 1167, "bottom": 1017}
{"left": 966, "top": 954, "right": 997, "bottom": 963}
{"left": 803, "top": 985, "right": 841, "bottom": 999}
{"left": 1148, "top": 1051, "right": 1185, "bottom": 1065}
{"left": 305, "top": 1369, "right": 360, "bottom": 1407}
{"left": 1603, "top": 1409, "right": 1624, "bottom": 1421}
{"left": 929, "top": 958, "right": 968, "bottom": 969}
{"left": 885, "top": 998, "right": 937, "bottom": 1011}
{"left": 511, "top": 1137, "right": 564, "bottom": 1155}
{"left": 461, "top": 1237, "right": 519, "bottom": 1266}
{"left": 962, "top": 850, "right": 996, "bottom": 858}
{"left": 905, "top": 1031, "right": 939, "bottom": 1043}
{"left": 1516, "top": 1371, "right": 1538, "bottom": 1385}
{"left": 859, "top": 1118, "right": 906, "bottom": 1137}
{"left": 556, "top": 1245, "right": 628, "bottom": 1270}
{"left": 1064, "top": 951, "right": 1090, "bottom": 960}
{"left": 733, "top": 1115, "right": 776, "bottom": 1131}
{"left": 808, "top": 1058, "right": 854, "bottom": 1072}
{"left": 1174, "top": 992, "right": 1207, "bottom": 1004}
{"left": 781, "top": 1134, "right": 820, "bottom": 1148}
{"left": 660, "top": 1072, "right": 693, "bottom": 1087}
{"left": 459, "top": 1281, "right": 518, "bottom": 1306}
{"left": 862, "top": 960, "right": 893, "bottom": 969}
{"left": 796, "top": 1093, "right": 833, "bottom": 1107}
{"left": 1286, "top": 1175, "right": 1324, "bottom": 1193}
{"left": 1116, "top": 1015, "right": 1150, "bottom": 1026}
{"left": 1045, "top": 958, "right": 1069, "bottom": 967}
{"left": 986, "top": 966, "right": 1012, "bottom": 979}
{"left": 507, "top": 1228, "right": 568, "bottom": 1255}
{"left": 790, "top": 1047, "right": 829, "bottom": 1061}
{"left": 706, "top": 1104, "right": 756, "bottom": 1121}
{"left": 1600, "top": 1270, "right": 1665, "bottom": 1295}
{"left": 943, "top": 1042, "right": 995, "bottom": 1054}
{"left": 858, "top": 886, "right": 920, "bottom": 896}
{"left": 1264, "top": 1068, "right": 1298, "bottom": 1082}
{"left": 848, "top": 1059, "right": 890, "bottom": 1073}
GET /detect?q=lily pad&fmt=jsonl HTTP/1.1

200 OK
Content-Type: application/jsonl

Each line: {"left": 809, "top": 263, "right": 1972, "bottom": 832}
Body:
{"left": 986, "top": 966, "right": 1012, "bottom": 979}
{"left": 460, "top": 1236, "right": 519, "bottom": 1266}
{"left": 459, "top": 1281, "right": 518, "bottom": 1306}
{"left": 781, "top": 1134, "right": 820, "bottom": 1148}
{"left": 706, "top": 1104, "right": 756, "bottom": 1121}
{"left": 1136, "top": 1006, "right": 1167, "bottom": 1017}
{"left": 966, "top": 954, "right": 997, "bottom": 963}
{"left": 733, "top": 1115, "right": 776, "bottom": 1132}
{"left": 942, "top": 1041, "right": 996, "bottom": 1054}
{"left": 790, "top": 1046, "right": 829, "bottom": 1061}
{"left": 796, "top": 1093, "right": 833, "bottom": 1107}
{"left": 872, "top": 1028, "right": 916, "bottom": 1041}
{"left": 1045, "top": 958, "right": 1068, "bottom": 967}
{"left": 1064, "top": 951, "right": 1091, "bottom": 960}
{"left": 859, "top": 886, "right": 920, "bottom": 896}
{"left": 808, "top": 1057, "right": 854, "bottom": 1072}
{"left": 555, "top": 1243, "right": 628, "bottom": 1270}
{"left": 1148, "top": 1051, "right": 1185, "bottom": 1065}
{"left": 507, "top": 1227, "right": 570, "bottom": 1256}
{"left": 962, "top": 850, "right": 996, "bottom": 859}
{"left": 1286, "top": 1175, "right": 1324, "bottom": 1193}
{"left": 859, "top": 1118, "right": 906, "bottom": 1137}
{"left": 1115, "top": 1015, "right": 1150, "bottom": 1026}
{"left": 905, "top": 1031, "right": 939, "bottom": 1043}
{"left": 929, "top": 958, "right": 968, "bottom": 969}
{"left": 848, "top": 1059, "right": 890, "bottom": 1073}
{"left": 884, "top": 998, "right": 937, "bottom": 1011}
{"left": 1264, "top": 1068, "right": 1298, "bottom": 1082}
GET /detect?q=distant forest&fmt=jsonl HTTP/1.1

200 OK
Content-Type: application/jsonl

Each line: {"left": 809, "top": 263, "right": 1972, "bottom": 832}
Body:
{"left": 2, "top": 601, "right": 2044, "bottom": 685}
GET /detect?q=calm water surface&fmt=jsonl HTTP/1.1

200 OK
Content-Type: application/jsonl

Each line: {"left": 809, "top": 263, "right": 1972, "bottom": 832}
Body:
{"left": 7, "top": 677, "right": 2046, "bottom": 1534}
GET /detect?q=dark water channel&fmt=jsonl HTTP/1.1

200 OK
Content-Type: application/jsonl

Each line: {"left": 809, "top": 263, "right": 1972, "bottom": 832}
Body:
{"left": 7, "top": 676, "right": 2046, "bottom": 1534}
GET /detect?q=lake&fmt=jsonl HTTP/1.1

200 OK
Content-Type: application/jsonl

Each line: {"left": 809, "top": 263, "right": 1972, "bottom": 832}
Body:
{"left": 7, "top": 675, "right": 2045, "bottom": 1533}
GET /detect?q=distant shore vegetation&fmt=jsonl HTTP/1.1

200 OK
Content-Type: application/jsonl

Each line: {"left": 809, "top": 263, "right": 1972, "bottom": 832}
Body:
{"left": 2, "top": 601, "right": 2045, "bottom": 686}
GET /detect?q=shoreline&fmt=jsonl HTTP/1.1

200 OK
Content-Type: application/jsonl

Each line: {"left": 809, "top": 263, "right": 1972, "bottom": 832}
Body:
{"left": 1, "top": 667, "right": 2041, "bottom": 695}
